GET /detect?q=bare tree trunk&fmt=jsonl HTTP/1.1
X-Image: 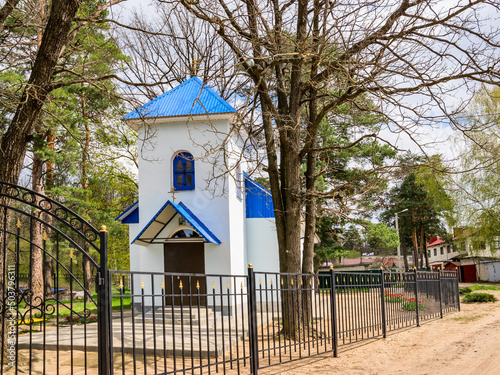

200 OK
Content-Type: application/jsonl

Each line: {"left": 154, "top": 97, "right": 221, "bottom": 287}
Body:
{"left": 402, "top": 242, "right": 409, "bottom": 272}
{"left": 43, "top": 129, "right": 54, "bottom": 298}
{"left": 302, "top": 0, "right": 321, "bottom": 276}
{"left": 80, "top": 93, "right": 93, "bottom": 303}
{"left": 419, "top": 224, "right": 425, "bottom": 268}
{"left": 411, "top": 208, "right": 419, "bottom": 269}
{"left": 423, "top": 234, "right": 429, "bottom": 269}
{"left": 302, "top": 146, "right": 317, "bottom": 275}
{"left": 411, "top": 228, "right": 419, "bottom": 269}
{"left": 82, "top": 242, "right": 92, "bottom": 303}
{"left": 30, "top": 151, "right": 44, "bottom": 303}
{"left": 29, "top": 2, "right": 47, "bottom": 305}
{"left": 301, "top": 5, "right": 321, "bottom": 325}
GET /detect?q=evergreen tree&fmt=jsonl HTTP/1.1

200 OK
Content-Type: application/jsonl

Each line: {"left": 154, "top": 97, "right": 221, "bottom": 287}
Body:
{"left": 380, "top": 156, "right": 451, "bottom": 269}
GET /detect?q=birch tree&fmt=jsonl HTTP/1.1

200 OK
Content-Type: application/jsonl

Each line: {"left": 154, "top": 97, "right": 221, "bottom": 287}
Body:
{"left": 453, "top": 85, "right": 500, "bottom": 250}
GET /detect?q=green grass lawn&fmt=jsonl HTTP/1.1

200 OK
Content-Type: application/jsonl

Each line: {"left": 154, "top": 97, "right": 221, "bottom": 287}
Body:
{"left": 468, "top": 285, "right": 500, "bottom": 291}
{"left": 17, "top": 290, "right": 132, "bottom": 326}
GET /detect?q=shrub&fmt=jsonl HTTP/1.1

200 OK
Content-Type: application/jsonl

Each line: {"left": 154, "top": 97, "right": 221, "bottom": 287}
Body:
{"left": 463, "top": 292, "right": 497, "bottom": 303}
{"left": 459, "top": 287, "right": 472, "bottom": 295}
{"left": 402, "top": 300, "right": 424, "bottom": 311}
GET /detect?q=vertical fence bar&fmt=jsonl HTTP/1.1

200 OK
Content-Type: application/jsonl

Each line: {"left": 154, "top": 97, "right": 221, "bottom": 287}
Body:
{"left": 379, "top": 269, "right": 387, "bottom": 338}
{"left": 414, "top": 268, "right": 420, "bottom": 327}
{"left": 247, "top": 265, "right": 259, "bottom": 375}
{"left": 211, "top": 283, "right": 217, "bottom": 374}
{"left": 140, "top": 282, "right": 147, "bottom": 374}
{"left": 97, "top": 226, "right": 111, "bottom": 375}
{"left": 329, "top": 267, "right": 338, "bottom": 357}
{"left": 455, "top": 269, "right": 461, "bottom": 311}
{"left": 120, "top": 276, "right": 126, "bottom": 375}
{"left": 151, "top": 274, "right": 158, "bottom": 374}
{"left": 438, "top": 270, "right": 443, "bottom": 318}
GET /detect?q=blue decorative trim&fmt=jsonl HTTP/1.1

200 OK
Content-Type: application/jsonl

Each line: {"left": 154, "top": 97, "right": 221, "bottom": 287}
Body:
{"left": 115, "top": 201, "right": 139, "bottom": 223}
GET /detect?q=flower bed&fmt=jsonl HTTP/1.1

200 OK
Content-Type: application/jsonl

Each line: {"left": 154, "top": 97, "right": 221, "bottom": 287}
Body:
{"left": 385, "top": 291, "right": 424, "bottom": 311}
{"left": 384, "top": 291, "right": 404, "bottom": 303}
{"left": 65, "top": 315, "right": 97, "bottom": 325}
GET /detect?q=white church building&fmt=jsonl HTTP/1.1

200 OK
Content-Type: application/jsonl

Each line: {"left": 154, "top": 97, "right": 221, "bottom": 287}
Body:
{"left": 116, "top": 77, "right": 281, "bottom": 296}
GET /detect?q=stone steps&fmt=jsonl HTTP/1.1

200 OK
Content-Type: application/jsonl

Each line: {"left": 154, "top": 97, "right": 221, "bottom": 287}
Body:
{"left": 135, "top": 307, "right": 231, "bottom": 326}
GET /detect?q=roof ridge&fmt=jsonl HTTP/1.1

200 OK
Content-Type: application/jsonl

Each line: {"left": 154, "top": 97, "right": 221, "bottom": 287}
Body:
{"left": 193, "top": 78, "right": 235, "bottom": 112}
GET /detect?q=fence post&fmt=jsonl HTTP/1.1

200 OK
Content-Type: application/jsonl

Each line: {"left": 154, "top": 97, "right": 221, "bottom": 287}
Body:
{"left": 247, "top": 264, "right": 259, "bottom": 374}
{"left": 97, "top": 226, "right": 112, "bottom": 375}
{"left": 438, "top": 268, "right": 443, "bottom": 318}
{"left": 455, "top": 269, "right": 461, "bottom": 311}
{"left": 329, "top": 267, "right": 338, "bottom": 357}
{"left": 380, "top": 268, "right": 387, "bottom": 338}
{"left": 414, "top": 268, "right": 420, "bottom": 327}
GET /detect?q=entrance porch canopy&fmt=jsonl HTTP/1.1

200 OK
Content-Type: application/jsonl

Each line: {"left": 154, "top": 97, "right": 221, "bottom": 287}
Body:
{"left": 132, "top": 200, "right": 221, "bottom": 246}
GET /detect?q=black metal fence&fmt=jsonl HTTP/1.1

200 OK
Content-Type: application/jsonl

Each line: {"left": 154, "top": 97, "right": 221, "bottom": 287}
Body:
{"left": 106, "top": 267, "right": 459, "bottom": 375}
{"left": 0, "top": 182, "right": 461, "bottom": 375}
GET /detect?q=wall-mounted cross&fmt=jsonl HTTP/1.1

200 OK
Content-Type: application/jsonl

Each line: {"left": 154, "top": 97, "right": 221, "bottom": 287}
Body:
{"left": 168, "top": 187, "right": 177, "bottom": 202}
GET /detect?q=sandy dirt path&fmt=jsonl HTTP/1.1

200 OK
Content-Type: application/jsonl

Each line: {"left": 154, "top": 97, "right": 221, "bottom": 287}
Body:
{"left": 259, "top": 288, "right": 500, "bottom": 375}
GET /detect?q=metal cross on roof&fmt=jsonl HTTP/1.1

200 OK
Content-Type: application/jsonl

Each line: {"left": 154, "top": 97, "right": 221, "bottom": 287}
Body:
{"left": 191, "top": 59, "right": 201, "bottom": 76}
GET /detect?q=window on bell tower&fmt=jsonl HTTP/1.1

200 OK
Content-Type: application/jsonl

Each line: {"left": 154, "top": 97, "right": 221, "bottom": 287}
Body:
{"left": 173, "top": 152, "right": 195, "bottom": 190}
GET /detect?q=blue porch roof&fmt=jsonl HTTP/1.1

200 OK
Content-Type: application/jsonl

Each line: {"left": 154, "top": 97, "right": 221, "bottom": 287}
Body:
{"left": 132, "top": 200, "right": 221, "bottom": 246}
{"left": 122, "top": 77, "right": 236, "bottom": 120}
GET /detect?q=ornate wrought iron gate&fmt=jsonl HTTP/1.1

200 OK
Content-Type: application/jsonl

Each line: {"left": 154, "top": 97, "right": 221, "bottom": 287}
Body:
{"left": 0, "top": 181, "right": 111, "bottom": 375}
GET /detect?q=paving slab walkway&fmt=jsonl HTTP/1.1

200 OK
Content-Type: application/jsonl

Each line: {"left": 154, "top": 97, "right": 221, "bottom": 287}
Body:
{"left": 17, "top": 308, "right": 251, "bottom": 357}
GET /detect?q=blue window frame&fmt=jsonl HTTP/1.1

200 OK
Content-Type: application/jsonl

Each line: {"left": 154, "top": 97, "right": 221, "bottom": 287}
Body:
{"left": 173, "top": 152, "right": 195, "bottom": 190}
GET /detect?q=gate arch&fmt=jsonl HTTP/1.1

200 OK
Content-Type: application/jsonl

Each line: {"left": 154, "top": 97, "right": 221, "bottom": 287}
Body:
{"left": 0, "top": 181, "right": 111, "bottom": 375}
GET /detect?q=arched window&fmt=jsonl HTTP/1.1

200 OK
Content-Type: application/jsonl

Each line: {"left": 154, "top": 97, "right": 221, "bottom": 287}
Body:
{"left": 170, "top": 229, "right": 200, "bottom": 239}
{"left": 173, "top": 152, "right": 195, "bottom": 190}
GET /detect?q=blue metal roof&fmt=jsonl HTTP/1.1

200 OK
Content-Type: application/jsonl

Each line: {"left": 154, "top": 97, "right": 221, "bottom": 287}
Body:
{"left": 244, "top": 173, "right": 275, "bottom": 218}
{"left": 115, "top": 201, "right": 139, "bottom": 224}
{"left": 122, "top": 77, "right": 236, "bottom": 120}
{"left": 132, "top": 200, "right": 221, "bottom": 246}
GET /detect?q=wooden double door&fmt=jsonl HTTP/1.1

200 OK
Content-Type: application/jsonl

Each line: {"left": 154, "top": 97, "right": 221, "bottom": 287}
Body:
{"left": 164, "top": 242, "right": 207, "bottom": 306}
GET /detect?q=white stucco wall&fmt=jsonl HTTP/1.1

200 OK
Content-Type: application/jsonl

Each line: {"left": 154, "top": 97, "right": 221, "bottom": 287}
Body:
{"left": 226, "top": 137, "right": 247, "bottom": 277}
{"left": 128, "top": 223, "right": 164, "bottom": 307}
{"left": 477, "top": 263, "right": 489, "bottom": 281}
{"left": 246, "top": 218, "right": 280, "bottom": 273}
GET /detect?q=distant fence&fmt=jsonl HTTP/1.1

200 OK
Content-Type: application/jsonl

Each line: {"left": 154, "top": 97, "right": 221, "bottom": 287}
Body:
{"left": 108, "top": 268, "right": 459, "bottom": 375}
